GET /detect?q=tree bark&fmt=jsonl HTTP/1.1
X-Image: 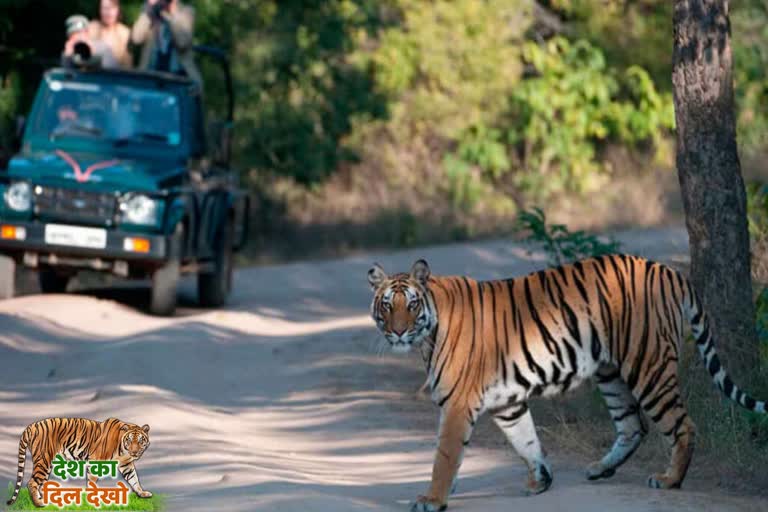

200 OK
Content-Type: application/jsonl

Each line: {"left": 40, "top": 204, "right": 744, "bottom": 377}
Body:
{"left": 672, "top": 0, "right": 758, "bottom": 373}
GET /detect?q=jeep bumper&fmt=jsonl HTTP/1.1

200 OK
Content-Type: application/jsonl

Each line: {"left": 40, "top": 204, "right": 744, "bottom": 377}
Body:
{"left": 0, "top": 220, "right": 168, "bottom": 264}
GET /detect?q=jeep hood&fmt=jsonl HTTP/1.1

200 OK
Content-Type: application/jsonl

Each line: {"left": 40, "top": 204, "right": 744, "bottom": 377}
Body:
{"left": 6, "top": 150, "right": 185, "bottom": 191}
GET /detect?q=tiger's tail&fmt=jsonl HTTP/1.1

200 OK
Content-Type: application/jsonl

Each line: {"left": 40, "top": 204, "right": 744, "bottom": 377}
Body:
{"left": 6, "top": 427, "right": 29, "bottom": 505}
{"left": 686, "top": 285, "right": 766, "bottom": 414}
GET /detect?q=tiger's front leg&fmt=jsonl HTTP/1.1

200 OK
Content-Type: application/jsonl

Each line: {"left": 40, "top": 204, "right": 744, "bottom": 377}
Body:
{"left": 86, "top": 466, "right": 98, "bottom": 486}
{"left": 492, "top": 403, "right": 553, "bottom": 495}
{"left": 118, "top": 463, "right": 152, "bottom": 498}
{"left": 413, "top": 406, "right": 473, "bottom": 512}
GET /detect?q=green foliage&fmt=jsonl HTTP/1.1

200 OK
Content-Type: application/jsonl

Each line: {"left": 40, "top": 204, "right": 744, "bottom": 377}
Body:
{"left": 746, "top": 182, "right": 768, "bottom": 241}
{"left": 0, "top": 71, "right": 20, "bottom": 162}
{"left": 754, "top": 287, "right": 768, "bottom": 356}
{"left": 432, "top": 34, "right": 674, "bottom": 203}
{"left": 515, "top": 207, "right": 621, "bottom": 266}
{"left": 507, "top": 37, "right": 674, "bottom": 197}
{"left": 746, "top": 182, "right": 768, "bottom": 355}
{"left": 215, "top": 0, "right": 389, "bottom": 184}
{"left": 547, "top": 0, "right": 674, "bottom": 90}
{"left": 440, "top": 124, "right": 509, "bottom": 210}
{"left": 732, "top": 1, "right": 768, "bottom": 152}
{"left": 442, "top": 154, "right": 484, "bottom": 210}
{"left": 5, "top": 484, "right": 165, "bottom": 511}
{"left": 453, "top": 124, "right": 510, "bottom": 180}
{"left": 371, "top": 0, "right": 531, "bottom": 137}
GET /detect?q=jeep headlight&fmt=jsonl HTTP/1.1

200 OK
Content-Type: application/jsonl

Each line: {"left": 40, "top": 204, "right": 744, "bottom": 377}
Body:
{"left": 119, "top": 194, "right": 162, "bottom": 225}
{"left": 4, "top": 182, "right": 32, "bottom": 212}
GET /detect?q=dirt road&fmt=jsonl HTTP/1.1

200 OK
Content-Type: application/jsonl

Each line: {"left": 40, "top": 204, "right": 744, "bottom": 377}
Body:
{"left": 0, "top": 227, "right": 764, "bottom": 511}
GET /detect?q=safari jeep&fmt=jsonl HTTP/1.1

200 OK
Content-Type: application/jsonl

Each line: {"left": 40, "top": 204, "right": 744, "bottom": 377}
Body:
{"left": 0, "top": 57, "right": 248, "bottom": 315}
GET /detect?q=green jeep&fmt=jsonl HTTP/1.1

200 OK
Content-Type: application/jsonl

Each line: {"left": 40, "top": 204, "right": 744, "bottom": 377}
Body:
{"left": 0, "top": 58, "right": 249, "bottom": 316}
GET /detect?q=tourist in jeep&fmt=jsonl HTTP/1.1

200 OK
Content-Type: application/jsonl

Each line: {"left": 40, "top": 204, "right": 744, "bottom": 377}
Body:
{"left": 131, "top": 0, "right": 201, "bottom": 84}
{"left": 89, "top": 0, "right": 133, "bottom": 69}
{"left": 62, "top": 14, "right": 118, "bottom": 69}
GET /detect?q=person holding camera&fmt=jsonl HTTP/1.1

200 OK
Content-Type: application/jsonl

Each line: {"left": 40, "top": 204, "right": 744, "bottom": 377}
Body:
{"left": 62, "top": 14, "right": 118, "bottom": 69}
{"left": 89, "top": 0, "right": 132, "bottom": 69}
{"left": 131, "top": 0, "right": 201, "bottom": 85}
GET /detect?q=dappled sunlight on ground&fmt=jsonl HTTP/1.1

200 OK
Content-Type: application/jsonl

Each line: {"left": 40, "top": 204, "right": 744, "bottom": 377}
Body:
{"left": 1, "top": 230, "right": 763, "bottom": 510}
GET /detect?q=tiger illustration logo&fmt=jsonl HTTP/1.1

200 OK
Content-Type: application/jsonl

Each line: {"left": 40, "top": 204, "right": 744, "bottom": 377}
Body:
{"left": 368, "top": 256, "right": 765, "bottom": 511}
{"left": 7, "top": 417, "right": 152, "bottom": 508}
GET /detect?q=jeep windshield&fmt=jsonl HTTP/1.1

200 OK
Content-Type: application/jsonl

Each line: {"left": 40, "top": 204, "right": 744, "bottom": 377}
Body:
{"left": 29, "top": 78, "right": 183, "bottom": 150}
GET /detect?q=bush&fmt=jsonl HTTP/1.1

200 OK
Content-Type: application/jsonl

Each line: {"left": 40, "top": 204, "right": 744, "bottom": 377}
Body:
{"left": 506, "top": 37, "right": 674, "bottom": 198}
{"left": 515, "top": 207, "right": 621, "bottom": 266}
{"left": 732, "top": 1, "right": 768, "bottom": 153}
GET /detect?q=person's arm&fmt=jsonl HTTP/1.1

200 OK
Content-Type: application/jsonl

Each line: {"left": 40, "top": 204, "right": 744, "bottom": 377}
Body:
{"left": 131, "top": 11, "right": 153, "bottom": 45}
{"left": 118, "top": 25, "right": 134, "bottom": 69}
{"left": 161, "top": 5, "right": 194, "bottom": 51}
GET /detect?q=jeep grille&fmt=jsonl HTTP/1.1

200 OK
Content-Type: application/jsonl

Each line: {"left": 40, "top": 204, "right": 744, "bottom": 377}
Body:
{"left": 34, "top": 186, "right": 116, "bottom": 226}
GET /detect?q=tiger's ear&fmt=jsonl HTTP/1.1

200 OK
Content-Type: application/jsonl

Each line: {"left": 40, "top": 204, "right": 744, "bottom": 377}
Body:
{"left": 368, "top": 263, "right": 387, "bottom": 290}
{"left": 410, "top": 259, "right": 431, "bottom": 284}
{"left": 119, "top": 424, "right": 130, "bottom": 432}
{"left": 142, "top": 424, "right": 150, "bottom": 433}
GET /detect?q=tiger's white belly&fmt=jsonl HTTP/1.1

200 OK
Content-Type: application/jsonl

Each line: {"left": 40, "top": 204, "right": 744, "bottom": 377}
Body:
{"left": 480, "top": 353, "right": 600, "bottom": 412}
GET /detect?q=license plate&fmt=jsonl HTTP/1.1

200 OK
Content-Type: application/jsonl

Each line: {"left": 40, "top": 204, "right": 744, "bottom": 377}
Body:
{"left": 45, "top": 224, "right": 107, "bottom": 249}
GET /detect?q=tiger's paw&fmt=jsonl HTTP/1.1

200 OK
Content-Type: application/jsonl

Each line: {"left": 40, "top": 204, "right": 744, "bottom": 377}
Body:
{"left": 647, "top": 473, "right": 681, "bottom": 490}
{"left": 410, "top": 495, "right": 447, "bottom": 512}
{"left": 137, "top": 490, "right": 153, "bottom": 498}
{"left": 525, "top": 463, "right": 553, "bottom": 496}
{"left": 586, "top": 462, "right": 616, "bottom": 481}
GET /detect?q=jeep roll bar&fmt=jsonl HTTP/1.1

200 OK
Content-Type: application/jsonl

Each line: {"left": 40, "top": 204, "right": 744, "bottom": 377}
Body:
{"left": 193, "top": 45, "right": 234, "bottom": 123}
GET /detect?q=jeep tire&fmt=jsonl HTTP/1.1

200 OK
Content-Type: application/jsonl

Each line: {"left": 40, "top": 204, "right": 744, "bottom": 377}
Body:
{"left": 0, "top": 255, "right": 15, "bottom": 300}
{"left": 149, "top": 224, "right": 183, "bottom": 316}
{"left": 39, "top": 268, "right": 70, "bottom": 293}
{"left": 197, "top": 219, "right": 233, "bottom": 308}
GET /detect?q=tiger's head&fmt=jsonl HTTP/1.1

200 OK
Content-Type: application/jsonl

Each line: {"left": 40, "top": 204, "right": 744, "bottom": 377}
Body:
{"left": 120, "top": 423, "right": 151, "bottom": 460}
{"left": 368, "top": 259, "right": 436, "bottom": 353}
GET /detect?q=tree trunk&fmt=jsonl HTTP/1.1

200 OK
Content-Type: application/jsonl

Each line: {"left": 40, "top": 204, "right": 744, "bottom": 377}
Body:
{"left": 672, "top": 0, "right": 758, "bottom": 373}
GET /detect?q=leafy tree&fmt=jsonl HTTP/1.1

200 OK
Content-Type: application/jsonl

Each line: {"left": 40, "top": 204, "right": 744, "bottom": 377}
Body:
{"left": 507, "top": 36, "right": 674, "bottom": 197}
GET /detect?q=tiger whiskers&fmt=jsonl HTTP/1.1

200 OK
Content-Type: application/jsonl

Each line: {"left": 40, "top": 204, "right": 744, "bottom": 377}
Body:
{"left": 366, "top": 333, "right": 388, "bottom": 358}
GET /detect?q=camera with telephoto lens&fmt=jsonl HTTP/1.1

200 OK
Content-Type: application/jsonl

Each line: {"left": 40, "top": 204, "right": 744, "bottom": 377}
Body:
{"left": 151, "top": 0, "right": 172, "bottom": 18}
{"left": 71, "top": 41, "right": 93, "bottom": 65}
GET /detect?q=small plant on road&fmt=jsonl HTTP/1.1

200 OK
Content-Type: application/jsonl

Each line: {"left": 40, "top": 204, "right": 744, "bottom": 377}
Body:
{"left": 515, "top": 207, "right": 621, "bottom": 266}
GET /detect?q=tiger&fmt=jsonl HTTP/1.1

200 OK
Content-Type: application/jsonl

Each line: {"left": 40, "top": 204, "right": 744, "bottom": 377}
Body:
{"left": 6, "top": 417, "right": 152, "bottom": 508}
{"left": 367, "top": 255, "right": 766, "bottom": 512}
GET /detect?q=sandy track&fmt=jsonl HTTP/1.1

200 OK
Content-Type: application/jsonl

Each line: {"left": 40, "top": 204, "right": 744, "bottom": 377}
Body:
{"left": 0, "top": 227, "right": 764, "bottom": 511}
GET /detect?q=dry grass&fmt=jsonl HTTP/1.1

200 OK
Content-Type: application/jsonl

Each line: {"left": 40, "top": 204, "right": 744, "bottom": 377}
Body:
{"left": 243, "top": 141, "right": 682, "bottom": 264}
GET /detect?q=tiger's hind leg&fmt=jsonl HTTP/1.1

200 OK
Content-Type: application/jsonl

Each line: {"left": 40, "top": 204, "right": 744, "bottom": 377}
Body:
{"left": 586, "top": 365, "right": 647, "bottom": 481}
{"left": 637, "top": 374, "right": 695, "bottom": 489}
{"left": 27, "top": 456, "right": 52, "bottom": 507}
{"left": 492, "top": 403, "right": 553, "bottom": 496}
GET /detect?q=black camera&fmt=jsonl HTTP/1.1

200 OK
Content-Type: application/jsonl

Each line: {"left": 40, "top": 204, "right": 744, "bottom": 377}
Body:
{"left": 151, "top": 0, "right": 172, "bottom": 18}
{"left": 72, "top": 41, "right": 93, "bottom": 64}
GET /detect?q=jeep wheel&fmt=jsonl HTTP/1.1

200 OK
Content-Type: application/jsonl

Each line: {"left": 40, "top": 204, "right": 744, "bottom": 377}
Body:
{"left": 39, "top": 268, "right": 70, "bottom": 293}
{"left": 149, "top": 225, "right": 183, "bottom": 316}
{"left": 150, "top": 260, "right": 180, "bottom": 316}
{"left": 197, "top": 220, "right": 233, "bottom": 308}
{"left": 0, "top": 255, "right": 15, "bottom": 300}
